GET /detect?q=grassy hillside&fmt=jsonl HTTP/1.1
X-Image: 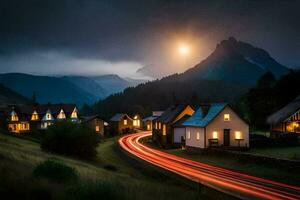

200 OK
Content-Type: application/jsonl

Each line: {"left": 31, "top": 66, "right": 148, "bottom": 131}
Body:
{"left": 0, "top": 133, "right": 233, "bottom": 200}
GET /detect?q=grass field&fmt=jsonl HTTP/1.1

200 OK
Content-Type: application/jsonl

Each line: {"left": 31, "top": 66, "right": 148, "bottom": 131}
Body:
{"left": 248, "top": 146, "right": 300, "bottom": 160}
{"left": 0, "top": 133, "right": 234, "bottom": 200}
{"left": 164, "top": 148, "right": 300, "bottom": 186}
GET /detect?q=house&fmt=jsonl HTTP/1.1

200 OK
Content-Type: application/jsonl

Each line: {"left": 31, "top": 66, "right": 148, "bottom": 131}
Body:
{"left": 142, "top": 111, "right": 164, "bottom": 131}
{"left": 183, "top": 103, "right": 249, "bottom": 149}
{"left": 132, "top": 114, "right": 142, "bottom": 129}
{"left": 7, "top": 104, "right": 79, "bottom": 133}
{"left": 267, "top": 95, "right": 300, "bottom": 135}
{"left": 152, "top": 104, "right": 194, "bottom": 146}
{"left": 110, "top": 113, "right": 133, "bottom": 134}
{"left": 81, "top": 115, "right": 108, "bottom": 136}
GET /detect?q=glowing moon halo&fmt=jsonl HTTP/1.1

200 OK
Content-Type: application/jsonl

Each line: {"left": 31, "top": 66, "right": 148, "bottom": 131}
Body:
{"left": 178, "top": 45, "right": 190, "bottom": 56}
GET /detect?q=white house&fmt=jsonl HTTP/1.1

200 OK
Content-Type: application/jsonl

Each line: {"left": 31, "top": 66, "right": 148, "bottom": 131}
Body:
{"left": 183, "top": 103, "right": 249, "bottom": 149}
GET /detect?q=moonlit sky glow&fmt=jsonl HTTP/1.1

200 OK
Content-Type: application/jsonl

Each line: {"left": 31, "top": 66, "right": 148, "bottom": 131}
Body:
{"left": 0, "top": 0, "right": 299, "bottom": 79}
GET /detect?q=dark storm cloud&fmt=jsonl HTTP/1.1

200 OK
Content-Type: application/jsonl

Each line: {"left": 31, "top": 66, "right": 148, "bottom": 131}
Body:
{"left": 0, "top": 0, "right": 299, "bottom": 75}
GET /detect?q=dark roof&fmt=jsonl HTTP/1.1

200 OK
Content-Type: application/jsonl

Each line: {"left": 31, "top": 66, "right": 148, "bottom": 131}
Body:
{"left": 142, "top": 116, "right": 159, "bottom": 122}
{"left": 110, "top": 113, "right": 131, "bottom": 121}
{"left": 154, "top": 104, "right": 191, "bottom": 124}
{"left": 183, "top": 103, "right": 227, "bottom": 127}
{"left": 81, "top": 115, "right": 104, "bottom": 123}
{"left": 267, "top": 95, "right": 300, "bottom": 125}
{"left": 173, "top": 114, "right": 191, "bottom": 127}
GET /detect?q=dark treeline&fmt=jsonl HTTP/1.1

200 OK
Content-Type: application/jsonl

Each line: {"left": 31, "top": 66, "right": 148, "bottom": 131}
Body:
{"left": 82, "top": 70, "right": 300, "bottom": 131}
{"left": 82, "top": 74, "right": 249, "bottom": 119}
{"left": 238, "top": 70, "right": 300, "bottom": 130}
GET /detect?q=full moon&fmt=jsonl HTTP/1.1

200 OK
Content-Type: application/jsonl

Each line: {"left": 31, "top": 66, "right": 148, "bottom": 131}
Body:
{"left": 178, "top": 45, "right": 190, "bottom": 56}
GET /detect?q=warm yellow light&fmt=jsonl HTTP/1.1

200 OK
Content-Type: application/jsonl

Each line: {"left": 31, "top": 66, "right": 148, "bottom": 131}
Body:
{"left": 235, "top": 131, "right": 242, "bottom": 140}
{"left": 212, "top": 131, "right": 218, "bottom": 139}
{"left": 178, "top": 45, "right": 190, "bottom": 56}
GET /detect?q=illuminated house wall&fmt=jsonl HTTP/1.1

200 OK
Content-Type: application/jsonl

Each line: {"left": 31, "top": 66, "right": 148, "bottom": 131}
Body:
{"left": 184, "top": 104, "right": 249, "bottom": 149}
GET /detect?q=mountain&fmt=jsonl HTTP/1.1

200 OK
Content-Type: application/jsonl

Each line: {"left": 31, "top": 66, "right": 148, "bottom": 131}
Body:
{"left": 0, "top": 84, "right": 29, "bottom": 105}
{"left": 62, "top": 76, "right": 107, "bottom": 99}
{"left": 0, "top": 73, "right": 97, "bottom": 106}
{"left": 91, "top": 75, "right": 134, "bottom": 95}
{"left": 182, "top": 37, "right": 289, "bottom": 85}
{"left": 87, "top": 37, "right": 290, "bottom": 118}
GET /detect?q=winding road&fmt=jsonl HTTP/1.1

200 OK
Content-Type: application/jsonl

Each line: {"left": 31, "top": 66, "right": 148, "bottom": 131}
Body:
{"left": 119, "top": 132, "right": 300, "bottom": 200}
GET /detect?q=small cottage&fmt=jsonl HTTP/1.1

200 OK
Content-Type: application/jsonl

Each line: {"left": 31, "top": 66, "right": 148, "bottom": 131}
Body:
{"left": 142, "top": 111, "right": 164, "bottom": 131}
{"left": 81, "top": 115, "right": 107, "bottom": 135}
{"left": 183, "top": 103, "right": 249, "bottom": 149}
{"left": 110, "top": 113, "right": 133, "bottom": 134}
{"left": 267, "top": 95, "right": 300, "bottom": 135}
{"left": 132, "top": 114, "right": 142, "bottom": 129}
{"left": 152, "top": 104, "right": 194, "bottom": 146}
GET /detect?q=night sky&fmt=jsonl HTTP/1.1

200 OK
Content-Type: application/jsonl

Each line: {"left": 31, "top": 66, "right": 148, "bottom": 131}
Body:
{"left": 0, "top": 0, "right": 299, "bottom": 78}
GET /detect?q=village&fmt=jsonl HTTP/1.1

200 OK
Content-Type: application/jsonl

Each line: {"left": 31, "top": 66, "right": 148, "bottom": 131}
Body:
{"left": 0, "top": 1, "right": 300, "bottom": 199}
{"left": 1, "top": 96, "right": 299, "bottom": 151}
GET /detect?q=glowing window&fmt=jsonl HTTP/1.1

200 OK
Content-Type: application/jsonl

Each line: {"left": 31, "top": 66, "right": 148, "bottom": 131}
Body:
{"left": 11, "top": 111, "right": 19, "bottom": 121}
{"left": 187, "top": 131, "right": 191, "bottom": 139}
{"left": 162, "top": 124, "right": 166, "bottom": 135}
{"left": 95, "top": 126, "right": 100, "bottom": 132}
{"left": 71, "top": 108, "right": 78, "bottom": 118}
{"left": 31, "top": 111, "right": 39, "bottom": 121}
{"left": 46, "top": 113, "right": 52, "bottom": 120}
{"left": 155, "top": 122, "right": 158, "bottom": 129}
{"left": 147, "top": 124, "right": 150, "bottom": 130}
{"left": 196, "top": 132, "right": 200, "bottom": 140}
{"left": 124, "top": 119, "right": 127, "bottom": 125}
{"left": 158, "top": 122, "right": 161, "bottom": 129}
{"left": 224, "top": 114, "right": 230, "bottom": 121}
{"left": 235, "top": 131, "right": 242, "bottom": 139}
{"left": 212, "top": 131, "right": 218, "bottom": 139}
{"left": 57, "top": 109, "right": 66, "bottom": 119}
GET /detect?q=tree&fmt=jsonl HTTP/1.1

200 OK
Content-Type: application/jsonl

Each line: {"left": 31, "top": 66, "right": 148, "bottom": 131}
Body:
{"left": 41, "top": 121, "right": 100, "bottom": 160}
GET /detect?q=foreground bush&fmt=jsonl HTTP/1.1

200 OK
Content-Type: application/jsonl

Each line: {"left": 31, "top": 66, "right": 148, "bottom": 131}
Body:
{"left": 41, "top": 121, "right": 100, "bottom": 160}
{"left": 33, "top": 159, "right": 78, "bottom": 183}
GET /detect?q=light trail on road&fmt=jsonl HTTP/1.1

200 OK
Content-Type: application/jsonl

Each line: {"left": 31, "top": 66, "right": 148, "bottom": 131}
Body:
{"left": 119, "top": 132, "right": 300, "bottom": 200}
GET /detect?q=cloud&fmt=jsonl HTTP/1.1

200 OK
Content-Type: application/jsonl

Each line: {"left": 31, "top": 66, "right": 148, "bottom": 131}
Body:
{"left": 0, "top": 0, "right": 299, "bottom": 77}
{"left": 0, "top": 51, "right": 144, "bottom": 78}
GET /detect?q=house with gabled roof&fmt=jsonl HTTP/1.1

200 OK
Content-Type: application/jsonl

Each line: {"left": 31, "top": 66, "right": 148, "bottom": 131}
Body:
{"left": 110, "top": 113, "right": 133, "bottom": 134}
{"left": 152, "top": 104, "right": 194, "bottom": 146}
{"left": 183, "top": 103, "right": 249, "bottom": 149}
{"left": 81, "top": 115, "right": 107, "bottom": 135}
{"left": 142, "top": 111, "right": 164, "bottom": 131}
{"left": 267, "top": 95, "right": 300, "bottom": 135}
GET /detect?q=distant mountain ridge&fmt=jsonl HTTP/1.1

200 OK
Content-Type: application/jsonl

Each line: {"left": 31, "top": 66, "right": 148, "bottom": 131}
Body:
{"left": 182, "top": 37, "right": 289, "bottom": 85}
{"left": 0, "top": 73, "right": 96, "bottom": 106}
{"left": 0, "top": 73, "right": 146, "bottom": 106}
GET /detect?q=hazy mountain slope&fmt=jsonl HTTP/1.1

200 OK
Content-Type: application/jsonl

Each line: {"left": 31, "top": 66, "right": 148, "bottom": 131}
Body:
{"left": 0, "top": 84, "right": 29, "bottom": 105}
{"left": 0, "top": 73, "right": 97, "bottom": 105}
{"left": 91, "top": 75, "right": 133, "bottom": 95}
{"left": 182, "top": 37, "right": 289, "bottom": 85}
{"left": 62, "top": 76, "right": 107, "bottom": 99}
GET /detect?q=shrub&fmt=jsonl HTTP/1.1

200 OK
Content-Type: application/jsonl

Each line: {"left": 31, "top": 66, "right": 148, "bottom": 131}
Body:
{"left": 33, "top": 159, "right": 78, "bottom": 183}
{"left": 41, "top": 121, "right": 100, "bottom": 160}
